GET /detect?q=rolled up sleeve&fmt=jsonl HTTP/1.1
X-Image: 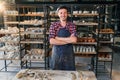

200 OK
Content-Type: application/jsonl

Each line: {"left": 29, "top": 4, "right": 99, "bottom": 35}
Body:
{"left": 49, "top": 23, "right": 56, "bottom": 40}
{"left": 69, "top": 23, "right": 77, "bottom": 37}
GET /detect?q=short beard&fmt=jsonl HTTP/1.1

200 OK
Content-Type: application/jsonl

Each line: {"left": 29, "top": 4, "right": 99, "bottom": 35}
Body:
{"left": 62, "top": 19, "right": 66, "bottom": 21}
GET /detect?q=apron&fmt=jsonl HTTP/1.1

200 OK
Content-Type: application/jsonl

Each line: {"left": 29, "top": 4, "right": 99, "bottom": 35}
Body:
{"left": 50, "top": 27, "right": 75, "bottom": 71}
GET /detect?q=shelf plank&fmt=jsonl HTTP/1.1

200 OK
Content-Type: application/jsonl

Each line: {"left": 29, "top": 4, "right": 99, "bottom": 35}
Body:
{"left": 0, "top": 32, "right": 19, "bottom": 34}
{"left": 98, "top": 58, "right": 112, "bottom": 62}
{"left": 75, "top": 22, "right": 98, "bottom": 26}
{"left": 73, "top": 13, "right": 99, "bottom": 16}
{"left": 73, "top": 42, "right": 97, "bottom": 45}
{"left": 24, "top": 14, "right": 44, "bottom": 17}
{"left": 0, "top": 41, "right": 19, "bottom": 43}
{"left": 98, "top": 46, "right": 113, "bottom": 52}
{"left": 99, "top": 32, "right": 114, "bottom": 34}
{"left": 0, "top": 50, "right": 19, "bottom": 52}
{"left": 7, "top": 63, "right": 21, "bottom": 67}
{"left": 75, "top": 54, "right": 96, "bottom": 57}
{"left": 75, "top": 52, "right": 96, "bottom": 54}
{"left": 18, "top": 14, "right": 44, "bottom": 17}
{"left": 20, "top": 41, "right": 44, "bottom": 44}
{"left": 50, "top": 14, "right": 58, "bottom": 17}
{"left": 4, "top": 14, "right": 19, "bottom": 16}
{"left": 0, "top": 54, "right": 19, "bottom": 62}
{"left": 21, "top": 31, "right": 49, "bottom": 35}
{"left": 22, "top": 58, "right": 45, "bottom": 62}
{"left": 99, "top": 41, "right": 113, "bottom": 44}
{"left": 22, "top": 54, "right": 45, "bottom": 62}
{"left": 21, "top": 31, "right": 44, "bottom": 34}
{"left": 19, "top": 22, "right": 43, "bottom": 26}
{"left": 19, "top": 14, "right": 25, "bottom": 16}
{"left": 0, "top": 57, "right": 20, "bottom": 60}
{"left": 4, "top": 22, "right": 19, "bottom": 24}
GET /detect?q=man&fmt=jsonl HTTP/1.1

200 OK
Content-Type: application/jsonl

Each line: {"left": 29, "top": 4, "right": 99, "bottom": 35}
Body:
{"left": 49, "top": 5, "right": 77, "bottom": 70}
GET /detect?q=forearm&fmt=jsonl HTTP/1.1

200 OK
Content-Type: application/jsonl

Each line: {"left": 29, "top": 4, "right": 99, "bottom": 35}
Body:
{"left": 49, "top": 38, "right": 68, "bottom": 45}
{"left": 55, "top": 36, "right": 77, "bottom": 43}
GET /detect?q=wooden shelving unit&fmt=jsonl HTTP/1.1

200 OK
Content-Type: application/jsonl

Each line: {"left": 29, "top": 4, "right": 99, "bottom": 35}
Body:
{"left": 17, "top": 4, "right": 49, "bottom": 69}
{"left": 96, "top": 4, "right": 117, "bottom": 78}
{"left": 0, "top": 3, "right": 117, "bottom": 78}
{"left": 0, "top": 4, "right": 21, "bottom": 71}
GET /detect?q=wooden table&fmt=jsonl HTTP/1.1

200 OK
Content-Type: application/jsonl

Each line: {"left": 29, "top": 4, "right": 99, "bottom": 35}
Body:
{"left": 12, "top": 69, "right": 97, "bottom": 80}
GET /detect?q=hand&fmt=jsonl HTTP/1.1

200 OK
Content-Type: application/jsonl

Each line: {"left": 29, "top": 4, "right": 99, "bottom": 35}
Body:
{"left": 55, "top": 36, "right": 59, "bottom": 40}
{"left": 70, "top": 33, "right": 75, "bottom": 37}
{"left": 69, "top": 33, "right": 77, "bottom": 43}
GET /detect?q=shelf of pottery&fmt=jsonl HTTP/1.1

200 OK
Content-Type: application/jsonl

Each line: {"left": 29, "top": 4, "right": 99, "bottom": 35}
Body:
{"left": 0, "top": 4, "right": 20, "bottom": 60}
{"left": 97, "top": 28, "right": 114, "bottom": 77}
{"left": 0, "top": 27, "right": 20, "bottom": 60}
{"left": 0, "top": 4, "right": 21, "bottom": 71}
{"left": 17, "top": 4, "right": 48, "bottom": 68}
{"left": 72, "top": 4, "right": 98, "bottom": 58}
{"left": 71, "top": 4, "right": 100, "bottom": 73}
{"left": 96, "top": 4, "right": 117, "bottom": 77}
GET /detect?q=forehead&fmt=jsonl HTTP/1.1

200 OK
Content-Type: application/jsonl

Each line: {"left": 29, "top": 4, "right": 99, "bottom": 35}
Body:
{"left": 58, "top": 9, "right": 68, "bottom": 12}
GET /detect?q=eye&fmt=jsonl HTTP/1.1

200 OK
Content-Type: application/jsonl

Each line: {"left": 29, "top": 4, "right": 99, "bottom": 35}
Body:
{"left": 60, "top": 12, "right": 63, "bottom": 14}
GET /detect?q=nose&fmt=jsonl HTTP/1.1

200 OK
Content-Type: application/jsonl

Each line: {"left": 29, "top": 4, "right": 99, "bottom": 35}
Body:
{"left": 61, "top": 13, "right": 66, "bottom": 16}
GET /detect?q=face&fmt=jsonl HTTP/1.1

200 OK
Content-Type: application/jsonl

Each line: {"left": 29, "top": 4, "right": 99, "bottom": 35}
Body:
{"left": 58, "top": 9, "right": 68, "bottom": 21}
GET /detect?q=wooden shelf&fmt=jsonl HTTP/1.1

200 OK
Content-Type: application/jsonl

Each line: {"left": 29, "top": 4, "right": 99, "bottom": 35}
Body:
{"left": 20, "top": 31, "right": 49, "bottom": 35}
{"left": 18, "top": 14, "right": 44, "bottom": 17}
{"left": 98, "top": 58, "right": 112, "bottom": 62}
{"left": 22, "top": 54, "right": 44, "bottom": 62}
{"left": 0, "top": 32, "right": 19, "bottom": 34}
{"left": 75, "top": 52, "right": 96, "bottom": 54}
{"left": 4, "top": 22, "right": 19, "bottom": 24}
{"left": 4, "top": 14, "right": 19, "bottom": 16}
{"left": 20, "top": 41, "right": 43, "bottom": 44}
{"left": 73, "top": 13, "right": 99, "bottom": 16}
{"left": 22, "top": 58, "right": 45, "bottom": 62}
{"left": 98, "top": 46, "right": 113, "bottom": 53}
{"left": 19, "top": 22, "right": 43, "bottom": 26}
{"left": 24, "top": 14, "right": 44, "bottom": 17}
{"left": 20, "top": 31, "right": 44, "bottom": 34}
{"left": 73, "top": 42, "right": 97, "bottom": 45}
{"left": 0, "top": 57, "right": 20, "bottom": 60}
{"left": 7, "top": 63, "right": 21, "bottom": 68}
{"left": 0, "top": 41, "right": 19, "bottom": 43}
{"left": 0, "top": 54, "right": 20, "bottom": 60}
{"left": 99, "top": 41, "right": 113, "bottom": 44}
{"left": 50, "top": 14, "right": 58, "bottom": 17}
{"left": 0, "top": 49, "right": 19, "bottom": 52}
{"left": 75, "top": 22, "right": 98, "bottom": 26}
{"left": 19, "top": 14, "right": 25, "bottom": 16}
{"left": 99, "top": 32, "right": 114, "bottom": 34}
{"left": 75, "top": 54, "right": 96, "bottom": 57}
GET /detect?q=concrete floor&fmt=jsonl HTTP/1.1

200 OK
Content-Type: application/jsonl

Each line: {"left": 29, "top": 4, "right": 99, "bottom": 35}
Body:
{"left": 0, "top": 52, "right": 120, "bottom": 80}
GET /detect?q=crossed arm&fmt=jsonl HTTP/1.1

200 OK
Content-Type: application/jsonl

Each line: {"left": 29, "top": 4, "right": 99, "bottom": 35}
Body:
{"left": 50, "top": 34, "right": 77, "bottom": 45}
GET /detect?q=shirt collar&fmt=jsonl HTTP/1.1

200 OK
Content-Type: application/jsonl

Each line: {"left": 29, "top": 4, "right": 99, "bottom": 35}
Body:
{"left": 57, "top": 21, "right": 69, "bottom": 28}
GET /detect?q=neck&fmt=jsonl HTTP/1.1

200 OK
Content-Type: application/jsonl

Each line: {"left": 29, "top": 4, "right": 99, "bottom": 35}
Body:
{"left": 60, "top": 20, "right": 67, "bottom": 23}
{"left": 60, "top": 20, "right": 67, "bottom": 27}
